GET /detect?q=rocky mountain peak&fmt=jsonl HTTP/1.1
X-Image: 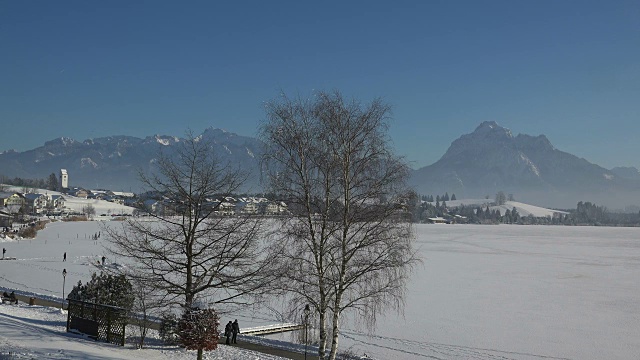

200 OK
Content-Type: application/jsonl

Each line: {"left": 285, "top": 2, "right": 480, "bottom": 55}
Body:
{"left": 472, "top": 121, "right": 513, "bottom": 139}
{"left": 44, "top": 137, "right": 78, "bottom": 148}
{"left": 515, "top": 134, "right": 555, "bottom": 152}
{"left": 410, "top": 121, "right": 640, "bottom": 208}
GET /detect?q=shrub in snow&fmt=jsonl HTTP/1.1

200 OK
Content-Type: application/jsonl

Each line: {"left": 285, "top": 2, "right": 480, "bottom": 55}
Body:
{"left": 178, "top": 307, "right": 220, "bottom": 359}
{"left": 67, "top": 272, "right": 134, "bottom": 310}
{"left": 159, "top": 311, "right": 180, "bottom": 345}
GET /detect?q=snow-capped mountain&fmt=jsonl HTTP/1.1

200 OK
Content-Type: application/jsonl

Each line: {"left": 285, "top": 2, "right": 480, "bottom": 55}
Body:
{"left": 0, "top": 128, "right": 263, "bottom": 192}
{"left": 2, "top": 122, "right": 639, "bottom": 207}
{"left": 409, "top": 121, "right": 640, "bottom": 208}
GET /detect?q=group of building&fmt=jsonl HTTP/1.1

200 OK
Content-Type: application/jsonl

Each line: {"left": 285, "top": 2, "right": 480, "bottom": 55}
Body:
{"left": 1, "top": 168, "right": 291, "bottom": 229}
{"left": 0, "top": 191, "right": 67, "bottom": 224}
{"left": 140, "top": 196, "right": 289, "bottom": 217}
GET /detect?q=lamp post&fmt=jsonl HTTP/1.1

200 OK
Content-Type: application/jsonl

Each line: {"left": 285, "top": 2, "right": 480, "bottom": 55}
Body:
{"left": 304, "top": 304, "right": 310, "bottom": 360}
{"left": 62, "top": 268, "right": 67, "bottom": 310}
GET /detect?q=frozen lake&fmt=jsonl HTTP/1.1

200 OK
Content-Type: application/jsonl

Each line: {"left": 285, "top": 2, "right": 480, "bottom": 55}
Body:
{"left": 1, "top": 221, "right": 639, "bottom": 359}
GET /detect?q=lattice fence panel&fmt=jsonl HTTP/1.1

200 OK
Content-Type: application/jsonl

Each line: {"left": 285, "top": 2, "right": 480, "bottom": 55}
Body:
{"left": 67, "top": 299, "right": 128, "bottom": 346}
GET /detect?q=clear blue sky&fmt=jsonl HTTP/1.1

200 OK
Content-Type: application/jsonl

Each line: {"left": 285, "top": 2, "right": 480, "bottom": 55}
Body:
{"left": 1, "top": 0, "right": 639, "bottom": 170}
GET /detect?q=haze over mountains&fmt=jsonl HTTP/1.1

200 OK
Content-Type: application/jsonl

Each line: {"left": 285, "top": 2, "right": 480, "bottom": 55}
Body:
{"left": 1, "top": 122, "right": 639, "bottom": 209}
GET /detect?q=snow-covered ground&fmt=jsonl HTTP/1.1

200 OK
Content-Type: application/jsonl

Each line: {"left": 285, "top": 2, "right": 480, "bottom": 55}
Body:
{"left": 2, "top": 221, "right": 640, "bottom": 359}
{"left": 62, "top": 196, "right": 135, "bottom": 216}
{"left": 0, "top": 304, "right": 287, "bottom": 359}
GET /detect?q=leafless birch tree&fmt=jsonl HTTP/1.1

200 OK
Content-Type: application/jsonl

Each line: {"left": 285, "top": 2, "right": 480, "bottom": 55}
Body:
{"left": 104, "top": 133, "right": 277, "bottom": 313}
{"left": 261, "top": 91, "right": 419, "bottom": 360}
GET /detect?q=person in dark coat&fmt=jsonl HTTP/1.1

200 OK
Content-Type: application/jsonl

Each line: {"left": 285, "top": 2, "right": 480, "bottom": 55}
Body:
{"left": 63, "top": 252, "right": 66, "bottom": 262}
{"left": 224, "top": 321, "right": 233, "bottom": 345}
{"left": 9, "top": 291, "right": 17, "bottom": 304}
{"left": 232, "top": 319, "right": 240, "bottom": 344}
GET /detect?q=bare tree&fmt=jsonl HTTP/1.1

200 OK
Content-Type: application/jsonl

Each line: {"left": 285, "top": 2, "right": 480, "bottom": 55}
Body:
{"left": 82, "top": 204, "right": 96, "bottom": 219}
{"left": 261, "top": 90, "right": 419, "bottom": 360}
{"left": 104, "top": 133, "right": 278, "bottom": 314}
{"left": 128, "top": 275, "right": 164, "bottom": 349}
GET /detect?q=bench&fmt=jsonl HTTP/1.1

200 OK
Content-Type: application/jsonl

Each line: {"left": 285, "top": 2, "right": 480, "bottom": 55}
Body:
{"left": 1, "top": 297, "right": 18, "bottom": 304}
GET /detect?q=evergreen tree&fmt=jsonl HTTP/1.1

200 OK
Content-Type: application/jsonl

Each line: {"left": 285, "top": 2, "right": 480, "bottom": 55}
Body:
{"left": 444, "top": 192, "right": 450, "bottom": 201}
{"left": 451, "top": 193, "right": 456, "bottom": 201}
{"left": 504, "top": 209, "right": 512, "bottom": 223}
{"left": 68, "top": 272, "right": 134, "bottom": 310}
{"left": 511, "top": 207, "right": 520, "bottom": 223}
{"left": 47, "top": 173, "right": 59, "bottom": 191}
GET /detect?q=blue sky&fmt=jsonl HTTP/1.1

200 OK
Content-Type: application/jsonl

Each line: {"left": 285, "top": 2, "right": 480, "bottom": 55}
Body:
{"left": 1, "top": 0, "right": 639, "bottom": 170}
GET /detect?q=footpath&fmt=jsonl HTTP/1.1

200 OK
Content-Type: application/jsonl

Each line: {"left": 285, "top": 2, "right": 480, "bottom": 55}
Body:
{"left": 11, "top": 293, "right": 314, "bottom": 360}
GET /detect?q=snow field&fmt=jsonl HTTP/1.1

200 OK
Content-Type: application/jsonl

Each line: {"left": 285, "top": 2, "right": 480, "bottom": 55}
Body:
{"left": 1, "top": 220, "right": 640, "bottom": 359}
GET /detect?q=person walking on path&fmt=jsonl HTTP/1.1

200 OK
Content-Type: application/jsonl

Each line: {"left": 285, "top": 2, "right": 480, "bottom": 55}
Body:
{"left": 63, "top": 252, "right": 66, "bottom": 262}
{"left": 224, "top": 321, "right": 233, "bottom": 345}
{"left": 232, "top": 319, "right": 240, "bottom": 344}
{"left": 2, "top": 247, "right": 5, "bottom": 259}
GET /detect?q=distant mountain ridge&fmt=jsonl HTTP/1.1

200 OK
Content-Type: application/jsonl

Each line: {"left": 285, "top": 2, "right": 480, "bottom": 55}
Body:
{"left": 0, "top": 128, "right": 263, "bottom": 192}
{"left": 409, "top": 121, "right": 640, "bottom": 208}
{"left": 2, "top": 122, "right": 639, "bottom": 208}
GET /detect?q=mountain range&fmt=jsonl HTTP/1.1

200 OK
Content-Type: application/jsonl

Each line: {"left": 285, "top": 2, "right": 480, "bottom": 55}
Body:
{"left": 0, "top": 128, "right": 264, "bottom": 193}
{"left": 1, "top": 122, "right": 639, "bottom": 209}
{"left": 409, "top": 121, "right": 640, "bottom": 208}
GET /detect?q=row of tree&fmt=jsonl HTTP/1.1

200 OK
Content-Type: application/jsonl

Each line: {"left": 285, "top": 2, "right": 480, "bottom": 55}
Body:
{"left": 99, "top": 91, "right": 419, "bottom": 360}
{"left": 0, "top": 173, "right": 59, "bottom": 192}
{"left": 421, "top": 193, "right": 457, "bottom": 202}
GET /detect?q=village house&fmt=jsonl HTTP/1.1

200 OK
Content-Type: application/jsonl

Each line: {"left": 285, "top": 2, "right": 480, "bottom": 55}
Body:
{"left": 70, "top": 188, "right": 91, "bottom": 199}
{"left": 24, "top": 193, "right": 49, "bottom": 213}
{"left": 0, "top": 192, "right": 26, "bottom": 213}
{"left": 213, "top": 200, "right": 236, "bottom": 216}
{"left": 143, "top": 199, "right": 165, "bottom": 216}
{"left": 236, "top": 199, "right": 259, "bottom": 215}
{"left": 49, "top": 194, "right": 65, "bottom": 209}
{"left": 260, "top": 201, "right": 289, "bottom": 216}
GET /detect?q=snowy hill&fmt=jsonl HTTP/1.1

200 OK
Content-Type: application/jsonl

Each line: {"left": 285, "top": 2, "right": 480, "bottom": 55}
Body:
{"left": 489, "top": 201, "right": 568, "bottom": 218}
{"left": 436, "top": 199, "right": 567, "bottom": 218}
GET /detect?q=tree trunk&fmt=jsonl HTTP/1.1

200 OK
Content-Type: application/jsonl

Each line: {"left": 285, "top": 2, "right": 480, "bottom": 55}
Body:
{"left": 318, "top": 308, "right": 327, "bottom": 360}
{"left": 197, "top": 348, "right": 203, "bottom": 360}
{"left": 328, "top": 296, "right": 342, "bottom": 360}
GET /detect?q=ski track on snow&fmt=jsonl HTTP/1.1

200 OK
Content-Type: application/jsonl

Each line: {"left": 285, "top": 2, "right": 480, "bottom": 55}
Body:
{"left": 341, "top": 331, "right": 573, "bottom": 360}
